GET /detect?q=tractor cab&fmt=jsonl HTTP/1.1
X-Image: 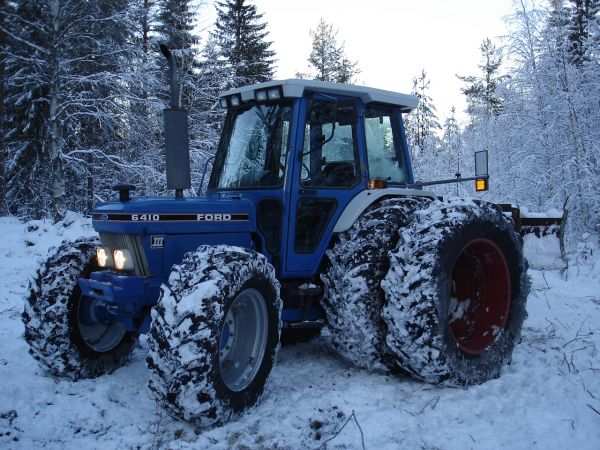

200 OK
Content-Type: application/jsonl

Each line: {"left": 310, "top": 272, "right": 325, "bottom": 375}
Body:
{"left": 210, "top": 80, "right": 419, "bottom": 278}
{"left": 80, "top": 79, "right": 423, "bottom": 336}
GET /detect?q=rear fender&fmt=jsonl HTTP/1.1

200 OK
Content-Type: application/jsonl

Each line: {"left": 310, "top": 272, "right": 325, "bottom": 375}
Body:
{"left": 333, "top": 188, "right": 435, "bottom": 233}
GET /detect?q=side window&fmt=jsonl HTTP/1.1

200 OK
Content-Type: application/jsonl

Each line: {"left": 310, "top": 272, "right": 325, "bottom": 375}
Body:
{"left": 300, "top": 100, "right": 358, "bottom": 188}
{"left": 364, "top": 107, "right": 408, "bottom": 184}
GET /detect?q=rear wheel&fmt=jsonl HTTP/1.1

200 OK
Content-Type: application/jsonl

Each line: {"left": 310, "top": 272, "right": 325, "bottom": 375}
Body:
{"left": 147, "top": 245, "right": 282, "bottom": 426}
{"left": 22, "top": 237, "right": 136, "bottom": 380}
{"left": 321, "top": 197, "right": 428, "bottom": 371}
{"left": 381, "top": 199, "right": 529, "bottom": 385}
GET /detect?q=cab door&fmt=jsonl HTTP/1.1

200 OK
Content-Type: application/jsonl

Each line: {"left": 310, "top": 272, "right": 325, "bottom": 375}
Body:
{"left": 284, "top": 95, "right": 366, "bottom": 277}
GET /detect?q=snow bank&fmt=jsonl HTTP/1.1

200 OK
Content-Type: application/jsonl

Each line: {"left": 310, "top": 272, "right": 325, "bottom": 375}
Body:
{"left": 523, "top": 233, "right": 565, "bottom": 270}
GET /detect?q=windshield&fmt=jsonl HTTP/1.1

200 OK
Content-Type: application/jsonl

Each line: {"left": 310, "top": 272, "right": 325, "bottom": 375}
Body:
{"left": 210, "top": 102, "right": 292, "bottom": 189}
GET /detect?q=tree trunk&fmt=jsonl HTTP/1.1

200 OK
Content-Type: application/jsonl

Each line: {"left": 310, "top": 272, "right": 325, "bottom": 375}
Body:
{"left": 49, "top": 0, "right": 65, "bottom": 222}
{"left": 0, "top": 1, "right": 6, "bottom": 216}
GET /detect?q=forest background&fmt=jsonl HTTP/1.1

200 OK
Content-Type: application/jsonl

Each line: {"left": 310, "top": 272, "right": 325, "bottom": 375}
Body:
{"left": 1, "top": 0, "right": 598, "bottom": 256}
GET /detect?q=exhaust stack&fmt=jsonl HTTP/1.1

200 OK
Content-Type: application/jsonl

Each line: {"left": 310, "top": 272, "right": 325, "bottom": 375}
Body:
{"left": 160, "top": 44, "right": 191, "bottom": 198}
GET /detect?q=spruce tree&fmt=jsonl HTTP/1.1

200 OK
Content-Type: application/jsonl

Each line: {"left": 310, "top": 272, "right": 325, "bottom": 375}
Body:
{"left": 156, "top": 0, "right": 199, "bottom": 107}
{"left": 301, "top": 18, "right": 359, "bottom": 83}
{"left": 405, "top": 69, "right": 441, "bottom": 153}
{"left": 213, "top": 0, "right": 275, "bottom": 87}
{"left": 567, "top": 0, "right": 599, "bottom": 65}
{"left": 0, "top": 2, "right": 6, "bottom": 215}
{"left": 457, "top": 38, "right": 506, "bottom": 118}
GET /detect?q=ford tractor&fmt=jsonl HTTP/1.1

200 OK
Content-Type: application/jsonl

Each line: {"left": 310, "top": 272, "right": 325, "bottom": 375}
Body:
{"left": 23, "top": 47, "right": 530, "bottom": 426}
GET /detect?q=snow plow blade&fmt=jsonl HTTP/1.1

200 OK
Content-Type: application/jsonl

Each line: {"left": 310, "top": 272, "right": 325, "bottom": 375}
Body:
{"left": 498, "top": 204, "right": 565, "bottom": 270}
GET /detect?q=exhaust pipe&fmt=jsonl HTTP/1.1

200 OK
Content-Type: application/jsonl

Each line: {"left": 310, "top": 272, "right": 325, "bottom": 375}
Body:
{"left": 160, "top": 44, "right": 191, "bottom": 198}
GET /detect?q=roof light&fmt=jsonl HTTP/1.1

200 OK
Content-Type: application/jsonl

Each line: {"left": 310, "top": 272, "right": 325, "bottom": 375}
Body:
{"left": 267, "top": 87, "right": 281, "bottom": 100}
{"left": 219, "top": 98, "right": 228, "bottom": 109}
{"left": 255, "top": 89, "right": 268, "bottom": 101}
{"left": 230, "top": 94, "right": 241, "bottom": 107}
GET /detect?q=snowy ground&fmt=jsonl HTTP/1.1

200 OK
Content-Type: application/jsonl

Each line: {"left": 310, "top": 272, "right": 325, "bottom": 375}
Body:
{"left": 1, "top": 215, "right": 599, "bottom": 450}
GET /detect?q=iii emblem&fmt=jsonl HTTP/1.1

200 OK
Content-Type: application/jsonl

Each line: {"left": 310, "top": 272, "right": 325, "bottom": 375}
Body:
{"left": 151, "top": 236, "right": 165, "bottom": 248}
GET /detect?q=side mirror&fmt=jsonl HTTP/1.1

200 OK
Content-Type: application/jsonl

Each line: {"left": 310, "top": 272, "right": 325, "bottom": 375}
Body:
{"left": 475, "top": 150, "right": 488, "bottom": 176}
{"left": 336, "top": 98, "right": 358, "bottom": 126}
{"left": 474, "top": 150, "right": 489, "bottom": 192}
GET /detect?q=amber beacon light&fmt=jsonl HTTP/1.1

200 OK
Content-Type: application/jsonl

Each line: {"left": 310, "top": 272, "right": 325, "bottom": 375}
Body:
{"left": 475, "top": 178, "right": 489, "bottom": 192}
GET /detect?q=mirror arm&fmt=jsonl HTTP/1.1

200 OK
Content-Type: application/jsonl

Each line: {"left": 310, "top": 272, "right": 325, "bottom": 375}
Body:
{"left": 413, "top": 174, "right": 489, "bottom": 188}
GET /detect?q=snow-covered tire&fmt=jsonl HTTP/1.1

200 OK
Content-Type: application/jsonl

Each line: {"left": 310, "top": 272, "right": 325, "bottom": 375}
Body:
{"left": 381, "top": 198, "right": 529, "bottom": 385}
{"left": 22, "top": 237, "right": 137, "bottom": 380}
{"left": 147, "top": 245, "right": 282, "bottom": 426}
{"left": 321, "top": 197, "right": 429, "bottom": 371}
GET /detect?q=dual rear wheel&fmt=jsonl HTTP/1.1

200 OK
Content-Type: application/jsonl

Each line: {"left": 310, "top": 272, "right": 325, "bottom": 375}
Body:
{"left": 323, "top": 198, "right": 528, "bottom": 385}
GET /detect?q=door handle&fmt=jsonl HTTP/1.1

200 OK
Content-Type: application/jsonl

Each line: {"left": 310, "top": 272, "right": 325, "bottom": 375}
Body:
{"left": 299, "top": 189, "right": 317, "bottom": 196}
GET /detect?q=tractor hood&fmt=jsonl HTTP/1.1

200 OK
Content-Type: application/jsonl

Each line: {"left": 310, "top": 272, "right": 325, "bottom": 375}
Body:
{"left": 92, "top": 196, "right": 255, "bottom": 235}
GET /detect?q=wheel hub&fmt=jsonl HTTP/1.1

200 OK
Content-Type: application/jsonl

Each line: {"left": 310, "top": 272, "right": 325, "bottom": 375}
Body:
{"left": 448, "top": 238, "right": 511, "bottom": 355}
{"left": 77, "top": 296, "right": 127, "bottom": 353}
{"left": 219, "top": 288, "right": 268, "bottom": 392}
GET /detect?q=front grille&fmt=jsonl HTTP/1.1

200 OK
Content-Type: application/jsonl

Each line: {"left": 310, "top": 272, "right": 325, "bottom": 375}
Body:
{"left": 99, "top": 233, "right": 150, "bottom": 276}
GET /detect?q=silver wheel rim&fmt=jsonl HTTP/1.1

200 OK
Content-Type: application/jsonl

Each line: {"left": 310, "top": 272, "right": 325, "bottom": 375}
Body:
{"left": 219, "top": 288, "right": 269, "bottom": 392}
{"left": 77, "top": 298, "right": 127, "bottom": 353}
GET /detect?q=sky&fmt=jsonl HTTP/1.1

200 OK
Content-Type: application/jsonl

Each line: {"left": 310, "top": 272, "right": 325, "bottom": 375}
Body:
{"left": 199, "top": 0, "right": 516, "bottom": 124}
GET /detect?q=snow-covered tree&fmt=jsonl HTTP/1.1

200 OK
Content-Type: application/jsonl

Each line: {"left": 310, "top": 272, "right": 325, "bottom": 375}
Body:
{"left": 457, "top": 0, "right": 600, "bottom": 248}
{"left": 299, "top": 19, "right": 359, "bottom": 83}
{"left": 3, "top": 0, "right": 161, "bottom": 220}
{"left": 457, "top": 38, "right": 506, "bottom": 118}
{"left": 405, "top": 69, "right": 441, "bottom": 155}
{"left": 212, "top": 0, "right": 276, "bottom": 87}
{"left": 0, "top": 4, "right": 6, "bottom": 215}
{"left": 441, "top": 107, "right": 463, "bottom": 183}
{"left": 567, "top": 0, "right": 599, "bottom": 65}
{"left": 156, "top": 0, "right": 200, "bottom": 107}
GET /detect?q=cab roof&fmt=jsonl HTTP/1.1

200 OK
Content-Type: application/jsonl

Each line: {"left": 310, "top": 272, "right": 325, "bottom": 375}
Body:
{"left": 220, "top": 79, "right": 418, "bottom": 112}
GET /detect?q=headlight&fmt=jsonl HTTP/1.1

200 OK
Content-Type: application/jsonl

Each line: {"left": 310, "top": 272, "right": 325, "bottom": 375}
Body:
{"left": 97, "top": 248, "right": 113, "bottom": 268}
{"left": 113, "top": 249, "right": 134, "bottom": 271}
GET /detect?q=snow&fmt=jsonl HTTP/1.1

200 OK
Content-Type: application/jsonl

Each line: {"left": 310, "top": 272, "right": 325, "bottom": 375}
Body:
{"left": 524, "top": 233, "right": 565, "bottom": 271}
{"left": 519, "top": 207, "right": 564, "bottom": 219}
{"left": 1, "top": 215, "right": 600, "bottom": 449}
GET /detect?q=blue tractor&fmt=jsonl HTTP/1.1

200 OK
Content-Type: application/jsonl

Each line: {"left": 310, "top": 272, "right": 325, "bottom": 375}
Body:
{"left": 23, "top": 48, "right": 528, "bottom": 426}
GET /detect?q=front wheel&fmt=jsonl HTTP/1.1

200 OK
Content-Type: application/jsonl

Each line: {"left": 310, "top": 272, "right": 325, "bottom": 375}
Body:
{"left": 22, "top": 237, "right": 137, "bottom": 380}
{"left": 381, "top": 199, "right": 529, "bottom": 385}
{"left": 147, "top": 245, "right": 282, "bottom": 426}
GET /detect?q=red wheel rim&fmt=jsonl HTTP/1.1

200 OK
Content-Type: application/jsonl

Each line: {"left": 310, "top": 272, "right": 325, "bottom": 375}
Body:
{"left": 448, "top": 238, "right": 511, "bottom": 355}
